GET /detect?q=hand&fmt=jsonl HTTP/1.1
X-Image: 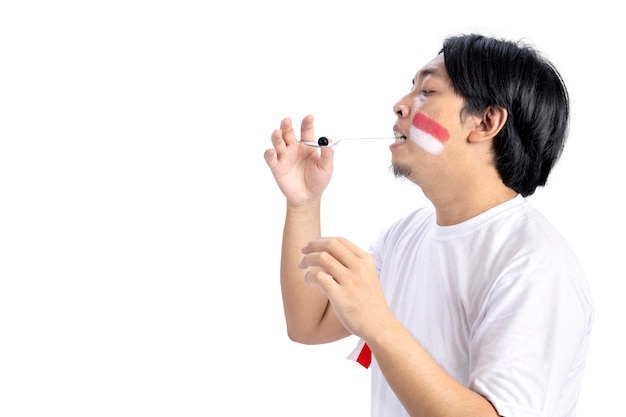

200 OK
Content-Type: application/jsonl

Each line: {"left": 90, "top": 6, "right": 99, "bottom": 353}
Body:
{"left": 298, "top": 237, "right": 393, "bottom": 340}
{"left": 263, "top": 115, "right": 334, "bottom": 206}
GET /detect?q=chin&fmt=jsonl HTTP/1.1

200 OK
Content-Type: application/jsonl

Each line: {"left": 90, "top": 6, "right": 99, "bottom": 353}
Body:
{"left": 391, "top": 163, "right": 412, "bottom": 179}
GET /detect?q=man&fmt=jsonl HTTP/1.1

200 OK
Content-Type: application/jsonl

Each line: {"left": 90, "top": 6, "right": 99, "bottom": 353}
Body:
{"left": 263, "top": 33, "right": 593, "bottom": 417}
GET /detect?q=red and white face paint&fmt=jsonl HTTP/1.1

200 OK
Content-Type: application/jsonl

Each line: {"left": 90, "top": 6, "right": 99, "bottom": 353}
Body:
{"left": 410, "top": 112, "right": 450, "bottom": 155}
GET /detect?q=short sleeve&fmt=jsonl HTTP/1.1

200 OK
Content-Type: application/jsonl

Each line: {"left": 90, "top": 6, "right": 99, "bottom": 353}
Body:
{"left": 469, "top": 267, "right": 593, "bottom": 416}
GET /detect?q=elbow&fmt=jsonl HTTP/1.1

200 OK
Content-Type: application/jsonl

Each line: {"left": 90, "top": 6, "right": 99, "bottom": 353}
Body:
{"left": 285, "top": 320, "right": 326, "bottom": 345}
{"left": 286, "top": 327, "right": 318, "bottom": 345}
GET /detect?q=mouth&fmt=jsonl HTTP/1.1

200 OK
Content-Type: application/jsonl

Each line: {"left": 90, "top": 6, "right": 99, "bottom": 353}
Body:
{"left": 394, "top": 130, "right": 408, "bottom": 143}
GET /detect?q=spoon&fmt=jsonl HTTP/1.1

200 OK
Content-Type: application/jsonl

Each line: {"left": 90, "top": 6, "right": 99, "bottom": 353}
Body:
{"left": 300, "top": 136, "right": 396, "bottom": 148}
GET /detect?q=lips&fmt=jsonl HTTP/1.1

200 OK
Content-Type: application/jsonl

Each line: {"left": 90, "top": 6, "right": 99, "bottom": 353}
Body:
{"left": 393, "top": 127, "right": 407, "bottom": 143}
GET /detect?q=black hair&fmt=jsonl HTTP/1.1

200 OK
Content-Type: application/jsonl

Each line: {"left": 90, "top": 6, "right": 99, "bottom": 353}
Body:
{"left": 441, "top": 34, "right": 570, "bottom": 196}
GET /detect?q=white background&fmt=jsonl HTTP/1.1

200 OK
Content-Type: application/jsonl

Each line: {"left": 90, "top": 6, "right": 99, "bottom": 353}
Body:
{"left": 1, "top": 1, "right": 622, "bottom": 416}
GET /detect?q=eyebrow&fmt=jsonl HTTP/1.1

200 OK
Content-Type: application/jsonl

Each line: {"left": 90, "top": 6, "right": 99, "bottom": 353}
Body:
{"left": 417, "top": 66, "right": 443, "bottom": 81}
{"left": 412, "top": 64, "right": 447, "bottom": 87}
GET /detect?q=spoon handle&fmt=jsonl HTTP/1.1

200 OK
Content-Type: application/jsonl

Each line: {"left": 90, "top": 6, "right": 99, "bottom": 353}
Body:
{"left": 300, "top": 137, "right": 395, "bottom": 147}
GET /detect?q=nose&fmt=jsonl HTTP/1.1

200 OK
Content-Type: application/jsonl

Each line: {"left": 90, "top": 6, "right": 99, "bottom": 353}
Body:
{"left": 393, "top": 99, "right": 410, "bottom": 119}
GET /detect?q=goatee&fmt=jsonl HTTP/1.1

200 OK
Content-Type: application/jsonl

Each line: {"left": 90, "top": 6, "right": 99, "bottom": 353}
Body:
{"left": 391, "top": 164, "right": 411, "bottom": 179}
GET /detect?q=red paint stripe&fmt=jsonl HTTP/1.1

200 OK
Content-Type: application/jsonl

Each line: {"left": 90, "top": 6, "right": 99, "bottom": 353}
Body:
{"left": 412, "top": 113, "right": 449, "bottom": 143}
{"left": 356, "top": 343, "right": 372, "bottom": 368}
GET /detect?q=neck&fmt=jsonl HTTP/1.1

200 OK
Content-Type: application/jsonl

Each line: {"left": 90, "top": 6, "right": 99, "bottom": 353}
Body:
{"left": 429, "top": 185, "right": 517, "bottom": 226}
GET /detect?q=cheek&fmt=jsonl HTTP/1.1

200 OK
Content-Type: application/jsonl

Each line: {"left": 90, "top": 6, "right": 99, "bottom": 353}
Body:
{"left": 409, "top": 112, "right": 450, "bottom": 155}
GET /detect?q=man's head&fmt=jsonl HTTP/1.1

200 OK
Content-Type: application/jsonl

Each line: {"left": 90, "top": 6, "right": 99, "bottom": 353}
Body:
{"left": 441, "top": 34, "right": 570, "bottom": 196}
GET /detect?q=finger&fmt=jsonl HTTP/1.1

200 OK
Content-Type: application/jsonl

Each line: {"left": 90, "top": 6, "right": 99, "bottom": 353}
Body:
{"left": 302, "top": 237, "right": 361, "bottom": 268}
{"left": 270, "top": 127, "right": 288, "bottom": 158}
{"left": 263, "top": 147, "right": 277, "bottom": 169}
{"left": 300, "top": 114, "right": 315, "bottom": 143}
{"left": 318, "top": 144, "right": 334, "bottom": 171}
{"left": 332, "top": 237, "right": 371, "bottom": 262}
{"left": 299, "top": 239, "right": 357, "bottom": 282}
{"left": 280, "top": 117, "right": 298, "bottom": 145}
{"left": 299, "top": 250, "right": 346, "bottom": 279}
{"left": 303, "top": 268, "right": 339, "bottom": 295}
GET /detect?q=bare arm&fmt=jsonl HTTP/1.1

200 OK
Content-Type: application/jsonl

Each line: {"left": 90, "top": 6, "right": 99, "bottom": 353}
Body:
{"left": 264, "top": 115, "right": 350, "bottom": 344}
{"left": 300, "top": 237, "right": 499, "bottom": 417}
{"left": 369, "top": 320, "right": 499, "bottom": 417}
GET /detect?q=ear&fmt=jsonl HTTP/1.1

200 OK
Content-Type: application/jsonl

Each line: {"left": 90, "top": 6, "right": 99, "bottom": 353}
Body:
{"left": 468, "top": 105, "right": 508, "bottom": 143}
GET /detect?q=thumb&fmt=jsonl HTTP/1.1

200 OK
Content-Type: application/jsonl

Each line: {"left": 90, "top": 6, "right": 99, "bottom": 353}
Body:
{"left": 317, "top": 146, "right": 334, "bottom": 172}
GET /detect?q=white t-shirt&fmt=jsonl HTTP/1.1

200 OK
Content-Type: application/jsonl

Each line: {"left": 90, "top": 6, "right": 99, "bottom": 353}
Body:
{"left": 364, "top": 195, "right": 594, "bottom": 417}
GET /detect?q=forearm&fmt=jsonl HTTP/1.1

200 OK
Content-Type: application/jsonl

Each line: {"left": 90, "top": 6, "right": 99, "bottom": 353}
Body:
{"left": 280, "top": 200, "right": 337, "bottom": 343}
{"left": 369, "top": 319, "right": 499, "bottom": 417}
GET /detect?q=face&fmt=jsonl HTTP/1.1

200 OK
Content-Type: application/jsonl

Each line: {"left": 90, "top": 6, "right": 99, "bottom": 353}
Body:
{"left": 391, "top": 54, "right": 473, "bottom": 180}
